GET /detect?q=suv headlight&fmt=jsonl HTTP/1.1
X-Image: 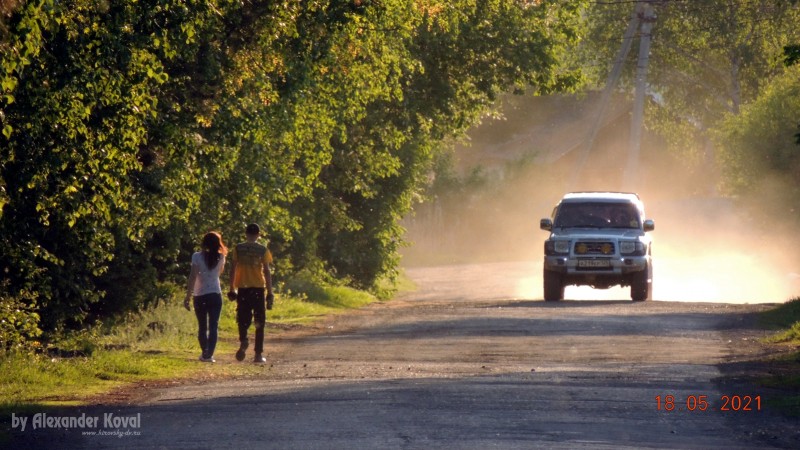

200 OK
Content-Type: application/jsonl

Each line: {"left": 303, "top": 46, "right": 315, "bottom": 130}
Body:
{"left": 545, "top": 240, "right": 570, "bottom": 255}
{"left": 619, "top": 241, "right": 645, "bottom": 256}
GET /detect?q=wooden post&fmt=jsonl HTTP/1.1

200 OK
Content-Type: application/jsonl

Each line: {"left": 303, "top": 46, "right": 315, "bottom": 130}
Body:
{"left": 570, "top": 3, "right": 642, "bottom": 190}
{"left": 624, "top": 2, "right": 655, "bottom": 191}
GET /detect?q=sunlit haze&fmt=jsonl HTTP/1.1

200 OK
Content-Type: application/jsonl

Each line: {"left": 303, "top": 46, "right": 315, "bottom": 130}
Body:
{"left": 403, "top": 96, "right": 800, "bottom": 305}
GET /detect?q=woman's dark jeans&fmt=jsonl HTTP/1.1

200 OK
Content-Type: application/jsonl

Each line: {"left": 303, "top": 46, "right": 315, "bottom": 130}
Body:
{"left": 193, "top": 293, "right": 223, "bottom": 358}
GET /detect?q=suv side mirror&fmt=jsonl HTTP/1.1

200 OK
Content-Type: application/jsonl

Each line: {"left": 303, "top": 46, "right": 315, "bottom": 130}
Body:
{"left": 643, "top": 219, "right": 655, "bottom": 232}
{"left": 540, "top": 218, "right": 553, "bottom": 231}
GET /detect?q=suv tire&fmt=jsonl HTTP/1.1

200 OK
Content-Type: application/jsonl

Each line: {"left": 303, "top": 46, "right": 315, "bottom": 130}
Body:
{"left": 543, "top": 270, "right": 564, "bottom": 302}
{"left": 630, "top": 264, "right": 651, "bottom": 302}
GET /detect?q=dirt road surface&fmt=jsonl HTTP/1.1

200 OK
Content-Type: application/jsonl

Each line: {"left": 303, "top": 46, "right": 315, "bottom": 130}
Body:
{"left": 11, "top": 262, "right": 800, "bottom": 449}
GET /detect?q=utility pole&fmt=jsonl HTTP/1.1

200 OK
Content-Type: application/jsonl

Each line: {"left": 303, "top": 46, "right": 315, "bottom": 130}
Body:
{"left": 570, "top": 3, "right": 642, "bottom": 190}
{"left": 624, "top": 2, "right": 656, "bottom": 191}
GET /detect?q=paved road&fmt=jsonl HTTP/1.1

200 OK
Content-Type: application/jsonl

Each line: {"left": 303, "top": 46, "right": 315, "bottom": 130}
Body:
{"left": 10, "top": 262, "right": 797, "bottom": 449}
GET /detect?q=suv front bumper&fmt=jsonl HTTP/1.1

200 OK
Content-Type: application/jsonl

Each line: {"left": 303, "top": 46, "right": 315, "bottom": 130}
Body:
{"left": 543, "top": 255, "right": 649, "bottom": 276}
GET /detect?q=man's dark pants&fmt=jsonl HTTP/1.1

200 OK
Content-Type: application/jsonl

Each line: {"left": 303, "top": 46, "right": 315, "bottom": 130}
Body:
{"left": 236, "top": 287, "right": 266, "bottom": 354}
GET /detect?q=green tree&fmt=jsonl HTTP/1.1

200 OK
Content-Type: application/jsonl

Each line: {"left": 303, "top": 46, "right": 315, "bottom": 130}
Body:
{"left": 291, "top": 0, "right": 585, "bottom": 287}
{"left": 1, "top": 0, "right": 164, "bottom": 328}
{"left": 0, "top": 0, "right": 226, "bottom": 328}
{"left": 1, "top": 0, "right": 586, "bottom": 338}
{"left": 784, "top": 44, "right": 800, "bottom": 144}
{"left": 583, "top": 1, "right": 800, "bottom": 165}
{"left": 715, "top": 65, "right": 800, "bottom": 214}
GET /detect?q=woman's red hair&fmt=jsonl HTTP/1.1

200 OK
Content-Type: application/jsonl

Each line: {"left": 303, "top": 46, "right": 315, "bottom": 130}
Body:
{"left": 201, "top": 231, "right": 227, "bottom": 270}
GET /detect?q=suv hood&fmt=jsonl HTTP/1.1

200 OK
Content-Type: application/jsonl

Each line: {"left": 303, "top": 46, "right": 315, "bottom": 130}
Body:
{"left": 549, "top": 228, "right": 646, "bottom": 240}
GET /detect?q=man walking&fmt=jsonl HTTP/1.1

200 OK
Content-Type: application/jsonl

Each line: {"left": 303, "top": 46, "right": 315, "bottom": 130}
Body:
{"left": 228, "top": 223, "right": 274, "bottom": 363}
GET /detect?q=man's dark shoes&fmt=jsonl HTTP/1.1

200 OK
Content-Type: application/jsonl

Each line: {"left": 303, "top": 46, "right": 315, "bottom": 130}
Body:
{"left": 235, "top": 342, "right": 248, "bottom": 362}
{"left": 254, "top": 353, "right": 266, "bottom": 364}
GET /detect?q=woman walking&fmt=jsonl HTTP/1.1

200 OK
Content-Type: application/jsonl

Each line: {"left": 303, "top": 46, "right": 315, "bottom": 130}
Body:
{"left": 185, "top": 231, "right": 227, "bottom": 362}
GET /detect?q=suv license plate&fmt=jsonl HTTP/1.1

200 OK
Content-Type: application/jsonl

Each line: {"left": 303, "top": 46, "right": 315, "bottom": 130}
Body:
{"left": 578, "top": 260, "right": 610, "bottom": 268}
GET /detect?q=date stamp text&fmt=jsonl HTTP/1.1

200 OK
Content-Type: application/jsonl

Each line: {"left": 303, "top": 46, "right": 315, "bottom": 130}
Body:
{"left": 655, "top": 395, "right": 762, "bottom": 412}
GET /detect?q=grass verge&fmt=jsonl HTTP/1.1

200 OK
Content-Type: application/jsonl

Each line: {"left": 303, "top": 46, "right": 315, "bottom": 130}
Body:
{"left": 757, "top": 298, "right": 800, "bottom": 416}
{"left": 0, "top": 272, "right": 415, "bottom": 417}
{"left": 760, "top": 297, "right": 800, "bottom": 343}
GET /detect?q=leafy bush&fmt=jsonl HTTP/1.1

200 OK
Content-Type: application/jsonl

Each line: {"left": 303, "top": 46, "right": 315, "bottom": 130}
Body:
{"left": 716, "top": 66, "right": 800, "bottom": 194}
{"left": 0, "top": 283, "right": 42, "bottom": 353}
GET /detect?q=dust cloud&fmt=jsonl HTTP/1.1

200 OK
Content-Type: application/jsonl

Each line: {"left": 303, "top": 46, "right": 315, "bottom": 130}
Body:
{"left": 403, "top": 109, "right": 800, "bottom": 305}
{"left": 646, "top": 199, "right": 798, "bottom": 304}
{"left": 636, "top": 147, "right": 800, "bottom": 304}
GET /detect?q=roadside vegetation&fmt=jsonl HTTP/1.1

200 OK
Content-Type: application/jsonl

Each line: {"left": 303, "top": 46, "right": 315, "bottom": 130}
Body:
{"left": 0, "top": 0, "right": 566, "bottom": 425}
{"left": 0, "top": 273, "right": 407, "bottom": 415}
{"left": 761, "top": 298, "right": 800, "bottom": 344}
{"left": 759, "top": 298, "right": 800, "bottom": 416}
{"left": 0, "top": 0, "right": 584, "bottom": 353}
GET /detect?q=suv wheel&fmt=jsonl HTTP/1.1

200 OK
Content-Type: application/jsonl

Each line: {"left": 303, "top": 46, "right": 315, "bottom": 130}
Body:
{"left": 543, "top": 270, "right": 564, "bottom": 302}
{"left": 630, "top": 265, "right": 651, "bottom": 302}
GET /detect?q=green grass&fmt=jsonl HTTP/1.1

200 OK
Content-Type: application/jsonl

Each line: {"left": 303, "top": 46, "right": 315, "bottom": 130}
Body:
{"left": 0, "top": 297, "right": 238, "bottom": 413}
{"left": 0, "top": 350, "right": 191, "bottom": 405}
{"left": 760, "top": 297, "right": 800, "bottom": 343}
{"left": 755, "top": 298, "right": 800, "bottom": 416}
{"left": 0, "top": 274, "right": 415, "bottom": 415}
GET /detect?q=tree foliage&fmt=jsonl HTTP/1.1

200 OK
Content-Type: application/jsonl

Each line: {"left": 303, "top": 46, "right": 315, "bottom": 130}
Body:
{"left": 0, "top": 0, "right": 585, "bottom": 341}
{"left": 714, "top": 65, "right": 800, "bottom": 210}
{"left": 583, "top": 0, "right": 800, "bottom": 164}
{"left": 582, "top": 0, "right": 800, "bottom": 229}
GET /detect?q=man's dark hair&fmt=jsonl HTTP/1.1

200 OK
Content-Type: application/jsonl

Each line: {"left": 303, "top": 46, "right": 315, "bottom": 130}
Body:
{"left": 246, "top": 223, "right": 260, "bottom": 235}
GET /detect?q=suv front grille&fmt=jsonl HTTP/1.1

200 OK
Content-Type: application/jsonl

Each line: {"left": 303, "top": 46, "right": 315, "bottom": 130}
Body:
{"left": 574, "top": 241, "right": 615, "bottom": 255}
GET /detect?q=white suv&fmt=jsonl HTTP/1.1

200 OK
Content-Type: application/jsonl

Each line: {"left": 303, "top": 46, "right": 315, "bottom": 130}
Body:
{"left": 539, "top": 192, "right": 654, "bottom": 301}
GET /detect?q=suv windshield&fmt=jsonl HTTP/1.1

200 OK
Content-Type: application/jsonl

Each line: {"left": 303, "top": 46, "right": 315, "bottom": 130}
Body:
{"left": 553, "top": 202, "right": 640, "bottom": 229}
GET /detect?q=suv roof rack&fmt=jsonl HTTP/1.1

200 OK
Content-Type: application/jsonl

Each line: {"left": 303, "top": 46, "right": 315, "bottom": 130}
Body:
{"left": 566, "top": 191, "right": 640, "bottom": 199}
